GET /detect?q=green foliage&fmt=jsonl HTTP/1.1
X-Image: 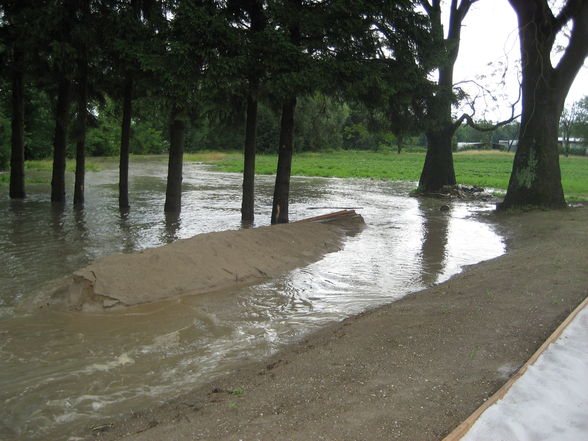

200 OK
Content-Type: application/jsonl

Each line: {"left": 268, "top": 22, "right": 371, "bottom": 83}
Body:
{"left": 231, "top": 387, "right": 245, "bottom": 396}
{"left": 256, "top": 103, "right": 279, "bottom": 153}
{"left": 567, "top": 96, "right": 588, "bottom": 144}
{"left": 85, "top": 99, "right": 120, "bottom": 157}
{"left": 0, "top": 85, "right": 54, "bottom": 163}
{"left": 342, "top": 103, "right": 396, "bottom": 151}
{"left": 131, "top": 122, "right": 167, "bottom": 154}
{"left": 24, "top": 89, "right": 54, "bottom": 160}
{"left": 86, "top": 123, "right": 119, "bottom": 157}
{"left": 180, "top": 94, "right": 352, "bottom": 153}
{"left": 187, "top": 115, "right": 244, "bottom": 152}
{"left": 295, "top": 94, "right": 349, "bottom": 152}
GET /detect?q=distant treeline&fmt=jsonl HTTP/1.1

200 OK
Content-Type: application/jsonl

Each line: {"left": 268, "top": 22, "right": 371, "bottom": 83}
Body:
{"left": 0, "top": 87, "right": 529, "bottom": 170}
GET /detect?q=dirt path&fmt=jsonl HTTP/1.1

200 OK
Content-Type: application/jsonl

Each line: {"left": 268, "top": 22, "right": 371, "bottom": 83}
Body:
{"left": 90, "top": 205, "right": 588, "bottom": 441}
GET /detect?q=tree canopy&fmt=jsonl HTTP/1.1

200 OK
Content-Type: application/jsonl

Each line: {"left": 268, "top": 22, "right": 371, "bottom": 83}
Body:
{"left": 1, "top": 0, "right": 587, "bottom": 212}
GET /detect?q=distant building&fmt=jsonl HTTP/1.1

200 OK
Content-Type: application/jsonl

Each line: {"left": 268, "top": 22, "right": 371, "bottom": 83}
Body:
{"left": 498, "top": 138, "right": 586, "bottom": 155}
{"left": 498, "top": 140, "right": 518, "bottom": 152}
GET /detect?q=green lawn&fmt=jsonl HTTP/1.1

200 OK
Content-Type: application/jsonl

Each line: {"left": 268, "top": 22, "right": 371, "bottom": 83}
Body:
{"left": 202, "top": 150, "right": 588, "bottom": 201}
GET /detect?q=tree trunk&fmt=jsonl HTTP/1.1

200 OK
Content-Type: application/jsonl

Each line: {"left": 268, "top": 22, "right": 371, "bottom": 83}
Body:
{"left": 500, "top": 85, "right": 565, "bottom": 209}
{"left": 164, "top": 111, "right": 185, "bottom": 213}
{"left": 271, "top": 97, "right": 296, "bottom": 224}
{"left": 9, "top": 44, "right": 26, "bottom": 199}
{"left": 51, "top": 78, "right": 72, "bottom": 203}
{"left": 240, "top": 1, "right": 266, "bottom": 224}
{"left": 241, "top": 93, "right": 258, "bottom": 224}
{"left": 418, "top": 125, "right": 456, "bottom": 192}
{"left": 417, "top": 0, "right": 472, "bottom": 193}
{"left": 418, "top": 65, "right": 458, "bottom": 193}
{"left": 500, "top": 0, "right": 588, "bottom": 209}
{"left": 119, "top": 74, "right": 133, "bottom": 211}
{"left": 73, "top": 59, "right": 88, "bottom": 207}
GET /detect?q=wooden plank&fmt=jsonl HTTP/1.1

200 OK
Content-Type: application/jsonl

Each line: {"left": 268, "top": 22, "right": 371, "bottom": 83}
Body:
{"left": 442, "top": 294, "right": 588, "bottom": 441}
{"left": 295, "top": 210, "right": 358, "bottom": 224}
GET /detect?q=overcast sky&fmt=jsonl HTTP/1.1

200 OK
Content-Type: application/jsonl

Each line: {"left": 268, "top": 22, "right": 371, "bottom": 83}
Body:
{"left": 450, "top": 0, "right": 588, "bottom": 121}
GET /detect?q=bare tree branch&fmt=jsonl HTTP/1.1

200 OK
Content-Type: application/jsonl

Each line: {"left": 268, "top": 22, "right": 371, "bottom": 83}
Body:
{"left": 452, "top": 83, "right": 521, "bottom": 132}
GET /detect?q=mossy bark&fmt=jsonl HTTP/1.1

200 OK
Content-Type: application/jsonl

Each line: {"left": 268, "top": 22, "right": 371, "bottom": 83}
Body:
{"left": 500, "top": 97, "right": 565, "bottom": 209}
{"left": 500, "top": 0, "right": 588, "bottom": 209}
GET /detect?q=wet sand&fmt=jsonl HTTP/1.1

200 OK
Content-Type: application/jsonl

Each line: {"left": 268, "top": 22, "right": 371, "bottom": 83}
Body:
{"left": 19, "top": 217, "right": 363, "bottom": 312}
{"left": 89, "top": 205, "right": 588, "bottom": 441}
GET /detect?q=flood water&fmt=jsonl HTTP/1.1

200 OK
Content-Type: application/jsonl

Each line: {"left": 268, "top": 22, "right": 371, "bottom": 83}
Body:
{"left": 0, "top": 157, "right": 505, "bottom": 440}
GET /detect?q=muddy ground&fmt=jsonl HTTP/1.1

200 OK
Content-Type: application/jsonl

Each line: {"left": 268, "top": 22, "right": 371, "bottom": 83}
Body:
{"left": 88, "top": 205, "right": 588, "bottom": 441}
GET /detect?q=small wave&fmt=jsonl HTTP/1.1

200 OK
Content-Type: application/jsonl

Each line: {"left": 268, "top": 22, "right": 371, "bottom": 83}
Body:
{"left": 82, "top": 353, "right": 134, "bottom": 374}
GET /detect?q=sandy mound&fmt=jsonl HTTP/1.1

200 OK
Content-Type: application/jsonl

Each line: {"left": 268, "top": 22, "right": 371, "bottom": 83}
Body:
{"left": 20, "top": 214, "right": 364, "bottom": 312}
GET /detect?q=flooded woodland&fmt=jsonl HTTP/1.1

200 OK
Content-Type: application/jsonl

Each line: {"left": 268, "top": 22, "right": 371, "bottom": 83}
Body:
{"left": 0, "top": 158, "right": 505, "bottom": 440}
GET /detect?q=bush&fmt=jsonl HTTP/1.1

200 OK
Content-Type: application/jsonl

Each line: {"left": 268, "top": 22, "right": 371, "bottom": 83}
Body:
{"left": 131, "top": 122, "right": 167, "bottom": 154}
{"left": 85, "top": 124, "right": 118, "bottom": 157}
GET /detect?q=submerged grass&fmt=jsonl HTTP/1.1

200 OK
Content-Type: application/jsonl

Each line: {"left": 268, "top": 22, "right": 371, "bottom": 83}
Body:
{"left": 0, "top": 159, "right": 104, "bottom": 187}
{"left": 24, "top": 159, "right": 104, "bottom": 173}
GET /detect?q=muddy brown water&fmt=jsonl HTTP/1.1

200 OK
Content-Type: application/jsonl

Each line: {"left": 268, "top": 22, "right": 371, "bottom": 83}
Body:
{"left": 0, "top": 158, "right": 505, "bottom": 441}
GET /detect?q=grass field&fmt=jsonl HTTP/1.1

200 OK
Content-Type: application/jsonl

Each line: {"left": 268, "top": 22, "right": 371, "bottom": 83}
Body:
{"left": 201, "top": 150, "right": 588, "bottom": 201}
{"left": 2, "top": 150, "right": 587, "bottom": 201}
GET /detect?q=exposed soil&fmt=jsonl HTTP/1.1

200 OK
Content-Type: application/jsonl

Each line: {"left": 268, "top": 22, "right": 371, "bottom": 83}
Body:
{"left": 87, "top": 205, "right": 588, "bottom": 441}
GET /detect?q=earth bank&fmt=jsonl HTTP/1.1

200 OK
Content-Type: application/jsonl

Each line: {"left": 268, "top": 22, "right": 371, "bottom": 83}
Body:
{"left": 19, "top": 215, "right": 363, "bottom": 312}
{"left": 89, "top": 205, "right": 588, "bottom": 441}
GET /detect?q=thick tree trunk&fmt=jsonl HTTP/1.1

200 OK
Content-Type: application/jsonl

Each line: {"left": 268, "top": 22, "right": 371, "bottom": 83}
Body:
{"left": 417, "top": 0, "right": 473, "bottom": 193}
{"left": 119, "top": 74, "right": 133, "bottom": 211}
{"left": 73, "top": 60, "right": 88, "bottom": 207}
{"left": 271, "top": 97, "right": 296, "bottom": 224}
{"left": 500, "top": 97, "right": 565, "bottom": 209}
{"left": 418, "top": 125, "right": 456, "bottom": 192}
{"left": 51, "top": 78, "right": 72, "bottom": 203}
{"left": 241, "top": 93, "right": 258, "bottom": 224}
{"left": 418, "top": 63, "right": 458, "bottom": 193}
{"left": 500, "top": 0, "right": 588, "bottom": 209}
{"left": 164, "top": 112, "right": 185, "bottom": 213}
{"left": 9, "top": 45, "right": 26, "bottom": 199}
